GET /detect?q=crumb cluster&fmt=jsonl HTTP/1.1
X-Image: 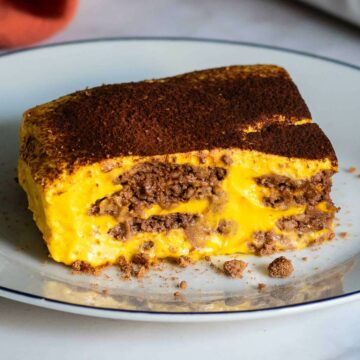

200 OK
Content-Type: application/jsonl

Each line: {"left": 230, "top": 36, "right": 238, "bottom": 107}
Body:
{"left": 268, "top": 256, "right": 294, "bottom": 278}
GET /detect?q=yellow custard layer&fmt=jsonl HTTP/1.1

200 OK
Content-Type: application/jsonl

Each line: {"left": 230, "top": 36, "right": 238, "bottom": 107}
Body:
{"left": 18, "top": 149, "right": 336, "bottom": 267}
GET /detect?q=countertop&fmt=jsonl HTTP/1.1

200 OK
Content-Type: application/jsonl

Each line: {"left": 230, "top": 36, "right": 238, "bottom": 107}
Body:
{"left": 1, "top": 1, "right": 360, "bottom": 359}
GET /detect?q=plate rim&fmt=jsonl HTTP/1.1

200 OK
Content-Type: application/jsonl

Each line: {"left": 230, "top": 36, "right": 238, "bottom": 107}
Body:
{"left": 1, "top": 285, "right": 360, "bottom": 322}
{"left": 2, "top": 36, "right": 360, "bottom": 70}
{"left": 1, "top": 36, "right": 359, "bottom": 320}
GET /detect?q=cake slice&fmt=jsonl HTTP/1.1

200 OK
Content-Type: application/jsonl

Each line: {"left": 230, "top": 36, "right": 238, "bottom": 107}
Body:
{"left": 18, "top": 65, "right": 338, "bottom": 270}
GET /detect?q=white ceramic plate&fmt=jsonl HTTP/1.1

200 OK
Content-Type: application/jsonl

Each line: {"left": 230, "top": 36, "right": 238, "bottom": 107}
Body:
{"left": 0, "top": 38, "right": 359, "bottom": 322}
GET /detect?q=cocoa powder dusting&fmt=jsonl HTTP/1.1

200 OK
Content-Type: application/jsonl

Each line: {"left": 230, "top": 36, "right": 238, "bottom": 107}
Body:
{"left": 23, "top": 65, "right": 336, "bottom": 184}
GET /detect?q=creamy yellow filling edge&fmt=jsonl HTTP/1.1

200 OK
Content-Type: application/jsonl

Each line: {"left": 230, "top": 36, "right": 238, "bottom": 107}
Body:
{"left": 18, "top": 148, "right": 335, "bottom": 267}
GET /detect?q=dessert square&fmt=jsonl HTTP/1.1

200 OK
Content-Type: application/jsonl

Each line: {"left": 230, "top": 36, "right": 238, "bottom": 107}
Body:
{"left": 18, "top": 65, "right": 337, "bottom": 270}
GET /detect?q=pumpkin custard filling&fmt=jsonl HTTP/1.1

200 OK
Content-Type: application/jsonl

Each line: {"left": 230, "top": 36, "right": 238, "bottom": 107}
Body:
{"left": 17, "top": 65, "right": 338, "bottom": 271}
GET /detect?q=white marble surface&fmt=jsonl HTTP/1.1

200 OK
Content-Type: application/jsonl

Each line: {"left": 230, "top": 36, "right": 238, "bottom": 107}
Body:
{"left": 1, "top": 297, "right": 360, "bottom": 360}
{"left": 1, "top": 1, "right": 360, "bottom": 359}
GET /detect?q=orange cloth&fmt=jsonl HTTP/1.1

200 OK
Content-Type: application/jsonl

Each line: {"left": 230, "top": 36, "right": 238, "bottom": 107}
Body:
{"left": 0, "top": 0, "right": 78, "bottom": 48}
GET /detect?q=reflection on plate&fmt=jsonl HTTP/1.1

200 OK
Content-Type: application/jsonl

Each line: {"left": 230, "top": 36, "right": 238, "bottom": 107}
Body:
{"left": 42, "top": 257, "right": 356, "bottom": 313}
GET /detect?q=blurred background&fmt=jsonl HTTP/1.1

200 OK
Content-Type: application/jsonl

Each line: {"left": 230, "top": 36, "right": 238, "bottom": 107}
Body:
{"left": 0, "top": 0, "right": 359, "bottom": 65}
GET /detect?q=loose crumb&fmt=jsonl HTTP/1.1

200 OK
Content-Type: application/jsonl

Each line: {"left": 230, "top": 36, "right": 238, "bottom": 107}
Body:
{"left": 357, "top": 174, "right": 360, "bottom": 179}
{"left": 178, "top": 280, "right": 188, "bottom": 289}
{"left": 257, "top": 283, "right": 267, "bottom": 291}
{"left": 223, "top": 259, "right": 248, "bottom": 278}
{"left": 116, "top": 256, "right": 132, "bottom": 279}
{"left": 71, "top": 261, "right": 104, "bottom": 275}
{"left": 339, "top": 232, "right": 348, "bottom": 239}
{"left": 348, "top": 167, "right": 356, "bottom": 173}
{"left": 177, "top": 256, "right": 192, "bottom": 268}
{"left": 134, "top": 265, "right": 147, "bottom": 278}
{"left": 174, "top": 291, "right": 181, "bottom": 298}
{"left": 302, "top": 257, "right": 308, "bottom": 261}
{"left": 268, "top": 256, "right": 293, "bottom": 278}
{"left": 132, "top": 253, "right": 150, "bottom": 269}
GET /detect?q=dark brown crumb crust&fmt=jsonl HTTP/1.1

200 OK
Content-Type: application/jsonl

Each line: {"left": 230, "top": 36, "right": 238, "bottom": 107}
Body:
{"left": 276, "top": 208, "right": 333, "bottom": 234}
{"left": 22, "top": 65, "right": 337, "bottom": 183}
{"left": 93, "top": 162, "right": 226, "bottom": 215}
{"left": 255, "top": 170, "right": 333, "bottom": 209}
{"left": 90, "top": 162, "right": 227, "bottom": 237}
{"left": 108, "top": 213, "right": 199, "bottom": 240}
{"left": 251, "top": 171, "right": 337, "bottom": 255}
{"left": 268, "top": 256, "right": 294, "bottom": 278}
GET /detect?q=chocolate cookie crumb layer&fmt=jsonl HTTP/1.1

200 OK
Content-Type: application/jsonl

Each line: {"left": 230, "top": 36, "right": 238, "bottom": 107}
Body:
{"left": 268, "top": 256, "right": 294, "bottom": 278}
{"left": 108, "top": 213, "right": 199, "bottom": 240}
{"left": 223, "top": 259, "right": 248, "bottom": 278}
{"left": 91, "top": 162, "right": 227, "bottom": 218}
{"left": 256, "top": 171, "right": 333, "bottom": 209}
{"left": 276, "top": 208, "right": 333, "bottom": 233}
